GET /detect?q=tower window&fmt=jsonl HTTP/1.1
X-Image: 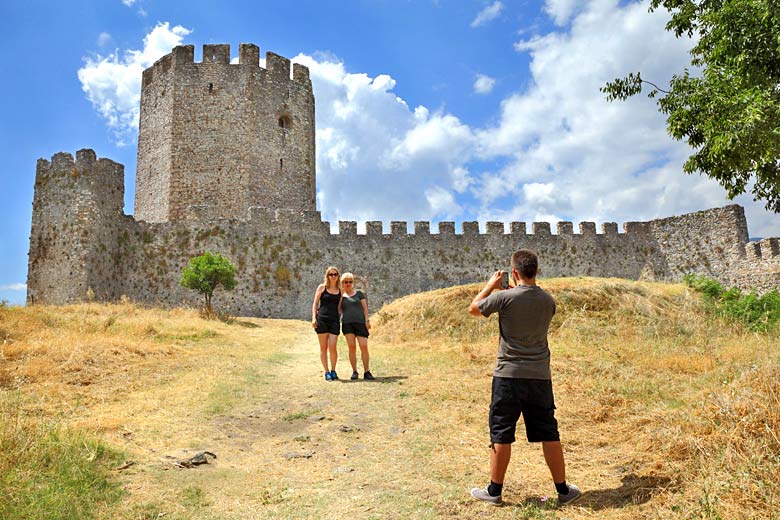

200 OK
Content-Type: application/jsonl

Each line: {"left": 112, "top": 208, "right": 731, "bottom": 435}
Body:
{"left": 278, "top": 115, "right": 292, "bottom": 129}
{"left": 208, "top": 83, "right": 213, "bottom": 92}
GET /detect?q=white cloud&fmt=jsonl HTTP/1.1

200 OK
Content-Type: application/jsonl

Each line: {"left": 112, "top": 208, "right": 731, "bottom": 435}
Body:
{"left": 77, "top": 22, "right": 191, "bottom": 146}
{"left": 97, "top": 32, "right": 112, "bottom": 47}
{"left": 121, "top": 0, "right": 136, "bottom": 6}
{"left": 425, "top": 187, "right": 462, "bottom": 219}
{"left": 291, "top": 54, "right": 476, "bottom": 226}
{"left": 473, "top": 74, "right": 496, "bottom": 94}
{"left": 0, "top": 283, "right": 26, "bottom": 291}
{"left": 471, "top": 1, "right": 504, "bottom": 27}
{"left": 545, "top": 0, "right": 581, "bottom": 25}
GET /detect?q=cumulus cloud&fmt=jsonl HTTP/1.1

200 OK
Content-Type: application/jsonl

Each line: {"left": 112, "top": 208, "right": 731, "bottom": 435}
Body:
{"left": 121, "top": 0, "right": 136, "bottom": 6}
{"left": 473, "top": 74, "right": 496, "bottom": 94}
{"left": 0, "top": 283, "right": 26, "bottom": 291}
{"left": 544, "top": 0, "right": 581, "bottom": 25}
{"left": 471, "top": 1, "right": 504, "bottom": 27}
{"left": 291, "top": 54, "right": 475, "bottom": 227}
{"left": 77, "top": 22, "right": 191, "bottom": 146}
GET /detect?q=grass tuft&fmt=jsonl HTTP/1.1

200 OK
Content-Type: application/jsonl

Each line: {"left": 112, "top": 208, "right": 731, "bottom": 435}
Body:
{"left": 0, "top": 396, "right": 125, "bottom": 520}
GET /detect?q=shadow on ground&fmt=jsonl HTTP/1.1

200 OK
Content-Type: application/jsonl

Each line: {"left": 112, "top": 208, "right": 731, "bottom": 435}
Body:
{"left": 516, "top": 474, "right": 675, "bottom": 511}
{"left": 338, "top": 376, "right": 409, "bottom": 384}
{"left": 233, "top": 320, "right": 261, "bottom": 328}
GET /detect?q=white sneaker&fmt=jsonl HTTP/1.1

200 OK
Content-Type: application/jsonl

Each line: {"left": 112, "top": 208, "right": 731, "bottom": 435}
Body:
{"left": 470, "top": 486, "right": 502, "bottom": 505}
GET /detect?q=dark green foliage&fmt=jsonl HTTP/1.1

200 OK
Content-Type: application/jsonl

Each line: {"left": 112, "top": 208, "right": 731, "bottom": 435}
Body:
{"left": 180, "top": 252, "right": 237, "bottom": 313}
{"left": 683, "top": 274, "right": 780, "bottom": 331}
{"left": 603, "top": 0, "right": 780, "bottom": 212}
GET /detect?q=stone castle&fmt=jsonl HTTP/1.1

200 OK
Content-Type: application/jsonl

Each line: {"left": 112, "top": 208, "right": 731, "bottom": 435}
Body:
{"left": 27, "top": 43, "right": 780, "bottom": 317}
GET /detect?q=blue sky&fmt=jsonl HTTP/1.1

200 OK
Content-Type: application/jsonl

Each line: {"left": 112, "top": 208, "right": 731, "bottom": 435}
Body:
{"left": 1, "top": 0, "right": 778, "bottom": 305}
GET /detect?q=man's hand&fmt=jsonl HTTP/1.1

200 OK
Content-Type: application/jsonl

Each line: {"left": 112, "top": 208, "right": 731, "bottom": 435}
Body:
{"left": 468, "top": 271, "right": 506, "bottom": 316}
{"left": 487, "top": 270, "right": 506, "bottom": 291}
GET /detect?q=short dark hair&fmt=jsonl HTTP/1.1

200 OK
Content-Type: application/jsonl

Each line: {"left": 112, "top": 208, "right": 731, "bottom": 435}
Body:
{"left": 511, "top": 249, "right": 538, "bottom": 279}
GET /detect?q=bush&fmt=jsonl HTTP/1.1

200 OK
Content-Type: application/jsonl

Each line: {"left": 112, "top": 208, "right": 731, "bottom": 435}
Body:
{"left": 683, "top": 275, "right": 780, "bottom": 332}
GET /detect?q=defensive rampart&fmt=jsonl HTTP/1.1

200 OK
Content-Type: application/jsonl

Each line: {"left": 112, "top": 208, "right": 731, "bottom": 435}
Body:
{"left": 27, "top": 43, "right": 778, "bottom": 314}
{"left": 27, "top": 150, "right": 779, "bottom": 317}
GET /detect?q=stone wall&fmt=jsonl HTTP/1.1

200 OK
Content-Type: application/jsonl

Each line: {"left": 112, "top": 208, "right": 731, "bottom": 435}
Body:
{"left": 135, "top": 44, "right": 316, "bottom": 223}
{"left": 27, "top": 150, "right": 780, "bottom": 317}
{"left": 27, "top": 44, "right": 779, "bottom": 314}
{"left": 27, "top": 150, "right": 125, "bottom": 304}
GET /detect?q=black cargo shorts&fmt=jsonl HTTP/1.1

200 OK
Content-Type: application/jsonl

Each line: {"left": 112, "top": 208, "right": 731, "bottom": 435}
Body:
{"left": 489, "top": 377, "right": 560, "bottom": 444}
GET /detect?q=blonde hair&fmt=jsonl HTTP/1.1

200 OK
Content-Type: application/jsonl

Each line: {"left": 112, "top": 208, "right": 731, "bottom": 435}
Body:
{"left": 323, "top": 266, "right": 341, "bottom": 290}
{"left": 341, "top": 272, "right": 354, "bottom": 284}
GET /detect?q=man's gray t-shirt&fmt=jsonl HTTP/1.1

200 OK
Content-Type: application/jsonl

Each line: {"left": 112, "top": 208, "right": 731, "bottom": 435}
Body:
{"left": 477, "top": 284, "right": 556, "bottom": 380}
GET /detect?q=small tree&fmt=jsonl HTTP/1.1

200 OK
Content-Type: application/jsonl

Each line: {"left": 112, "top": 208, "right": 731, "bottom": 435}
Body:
{"left": 179, "top": 252, "right": 237, "bottom": 315}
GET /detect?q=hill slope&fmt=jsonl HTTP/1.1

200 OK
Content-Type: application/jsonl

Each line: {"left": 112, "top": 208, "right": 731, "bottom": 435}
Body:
{"left": 1, "top": 278, "right": 778, "bottom": 519}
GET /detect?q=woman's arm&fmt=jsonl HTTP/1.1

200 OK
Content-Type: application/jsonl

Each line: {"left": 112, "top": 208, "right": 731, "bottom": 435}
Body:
{"left": 312, "top": 285, "right": 325, "bottom": 327}
{"left": 338, "top": 293, "right": 344, "bottom": 317}
{"left": 361, "top": 294, "right": 370, "bottom": 329}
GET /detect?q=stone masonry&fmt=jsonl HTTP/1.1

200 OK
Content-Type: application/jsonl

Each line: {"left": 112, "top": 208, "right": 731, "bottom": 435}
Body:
{"left": 27, "top": 43, "right": 780, "bottom": 317}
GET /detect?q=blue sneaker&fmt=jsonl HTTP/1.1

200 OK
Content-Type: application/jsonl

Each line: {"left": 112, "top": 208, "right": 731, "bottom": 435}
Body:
{"left": 325, "top": 371, "right": 332, "bottom": 381}
{"left": 330, "top": 370, "right": 339, "bottom": 381}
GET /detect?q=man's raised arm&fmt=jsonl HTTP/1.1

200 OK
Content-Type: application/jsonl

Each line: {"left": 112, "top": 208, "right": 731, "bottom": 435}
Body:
{"left": 468, "top": 270, "right": 506, "bottom": 316}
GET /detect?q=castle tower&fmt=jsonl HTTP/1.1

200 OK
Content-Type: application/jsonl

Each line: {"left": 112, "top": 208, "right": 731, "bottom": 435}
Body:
{"left": 134, "top": 43, "right": 316, "bottom": 223}
{"left": 27, "top": 150, "right": 125, "bottom": 304}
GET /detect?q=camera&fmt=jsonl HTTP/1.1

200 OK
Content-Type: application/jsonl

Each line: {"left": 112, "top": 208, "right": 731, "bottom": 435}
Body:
{"left": 500, "top": 271, "right": 509, "bottom": 289}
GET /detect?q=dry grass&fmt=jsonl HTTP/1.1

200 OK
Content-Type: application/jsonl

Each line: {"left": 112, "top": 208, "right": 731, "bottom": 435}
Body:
{"left": 373, "top": 277, "right": 780, "bottom": 519}
{"left": 1, "top": 278, "right": 778, "bottom": 519}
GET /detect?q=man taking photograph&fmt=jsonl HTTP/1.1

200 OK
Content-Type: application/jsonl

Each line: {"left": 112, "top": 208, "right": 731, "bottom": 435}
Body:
{"left": 468, "top": 249, "right": 581, "bottom": 507}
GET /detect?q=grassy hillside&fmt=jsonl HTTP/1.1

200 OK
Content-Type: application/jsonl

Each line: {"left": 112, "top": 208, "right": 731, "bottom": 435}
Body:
{"left": 373, "top": 277, "right": 780, "bottom": 518}
{"left": 1, "top": 278, "right": 778, "bottom": 519}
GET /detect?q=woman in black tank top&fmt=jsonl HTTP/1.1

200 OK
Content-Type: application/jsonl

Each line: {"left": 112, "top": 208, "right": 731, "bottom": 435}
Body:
{"left": 312, "top": 266, "right": 342, "bottom": 381}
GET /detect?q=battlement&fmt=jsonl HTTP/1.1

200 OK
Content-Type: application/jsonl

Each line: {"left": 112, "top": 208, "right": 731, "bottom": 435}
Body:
{"left": 36, "top": 149, "right": 123, "bottom": 184}
{"left": 324, "top": 219, "right": 654, "bottom": 237}
{"left": 743, "top": 238, "right": 780, "bottom": 260}
{"left": 142, "top": 43, "right": 310, "bottom": 88}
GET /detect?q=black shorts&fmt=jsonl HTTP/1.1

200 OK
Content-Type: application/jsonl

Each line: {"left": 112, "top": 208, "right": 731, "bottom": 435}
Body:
{"left": 315, "top": 317, "right": 340, "bottom": 335}
{"left": 342, "top": 322, "right": 369, "bottom": 338}
{"left": 489, "top": 377, "right": 560, "bottom": 444}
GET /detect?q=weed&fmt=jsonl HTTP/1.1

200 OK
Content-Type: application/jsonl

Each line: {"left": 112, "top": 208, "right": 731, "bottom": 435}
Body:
{"left": 283, "top": 409, "right": 319, "bottom": 421}
{"left": 684, "top": 274, "right": 780, "bottom": 331}
{"left": 181, "top": 485, "right": 209, "bottom": 509}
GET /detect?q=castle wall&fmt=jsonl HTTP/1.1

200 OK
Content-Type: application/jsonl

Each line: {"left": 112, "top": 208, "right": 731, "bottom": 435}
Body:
{"left": 135, "top": 44, "right": 316, "bottom": 223}
{"left": 728, "top": 239, "right": 780, "bottom": 294}
{"left": 29, "top": 44, "right": 779, "bottom": 312}
{"left": 28, "top": 150, "right": 778, "bottom": 316}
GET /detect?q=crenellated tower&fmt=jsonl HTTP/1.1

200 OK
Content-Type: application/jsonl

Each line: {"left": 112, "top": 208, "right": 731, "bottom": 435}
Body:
{"left": 135, "top": 43, "right": 316, "bottom": 223}
{"left": 28, "top": 150, "right": 125, "bottom": 304}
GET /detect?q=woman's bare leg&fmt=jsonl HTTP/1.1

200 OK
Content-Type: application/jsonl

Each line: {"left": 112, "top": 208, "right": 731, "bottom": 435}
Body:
{"left": 357, "top": 336, "right": 370, "bottom": 371}
{"left": 317, "top": 333, "right": 329, "bottom": 372}
{"left": 327, "top": 333, "right": 338, "bottom": 371}
{"left": 345, "top": 333, "right": 357, "bottom": 372}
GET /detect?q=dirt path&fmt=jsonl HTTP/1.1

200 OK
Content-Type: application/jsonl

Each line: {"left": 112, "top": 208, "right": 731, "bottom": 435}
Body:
{"left": 91, "top": 319, "right": 473, "bottom": 519}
